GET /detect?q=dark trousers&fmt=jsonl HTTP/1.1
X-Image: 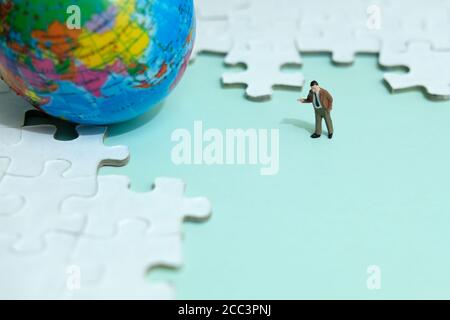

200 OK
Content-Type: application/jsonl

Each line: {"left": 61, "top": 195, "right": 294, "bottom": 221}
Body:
{"left": 314, "top": 108, "right": 334, "bottom": 135}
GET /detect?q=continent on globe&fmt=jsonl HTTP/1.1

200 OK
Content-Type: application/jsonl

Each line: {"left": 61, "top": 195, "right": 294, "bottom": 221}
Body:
{"left": 0, "top": 0, "right": 195, "bottom": 124}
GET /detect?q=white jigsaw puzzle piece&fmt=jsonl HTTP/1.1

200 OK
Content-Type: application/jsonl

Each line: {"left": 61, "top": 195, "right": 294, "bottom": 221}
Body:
{"left": 0, "top": 158, "right": 9, "bottom": 183}
{"left": 192, "top": 0, "right": 450, "bottom": 100}
{"left": 0, "top": 194, "right": 24, "bottom": 217}
{"left": 61, "top": 175, "right": 212, "bottom": 237}
{"left": 67, "top": 220, "right": 180, "bottom": 300}
{"left": 0, "top": 232, "right": 77, "bottom": 299}
{"left": 370, "top": 0, "right": 450, "bottom": 52}
{"left": 380, "top": 41, "right": 450, "bottom": 99}
{"left": 297, "top": 0, "right": 380, "bottom": 64}
{"left": 0, "top": 160, "right": 96, "bottom": 253}
{"left": 195, "top": 0, "right": 251, "bottom": 20}
{"left": 195, "top": 0, "right": 305, "bottom": 100}
{"left": 190, "top": 18, "right": 233, "bottom": 61}
{"left": 223, "top": 39, "right": 303, "bottom": 99}
{"left": 0, "top": 125, "right": 130, "bottom": 177}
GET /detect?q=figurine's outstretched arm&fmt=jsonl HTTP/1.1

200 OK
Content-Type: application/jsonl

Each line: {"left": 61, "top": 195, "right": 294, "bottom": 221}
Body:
{"left": 298, "top": 91, "right": 313, "bottom": 103}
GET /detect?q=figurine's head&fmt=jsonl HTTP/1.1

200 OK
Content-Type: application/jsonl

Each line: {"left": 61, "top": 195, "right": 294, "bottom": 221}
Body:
{"left": 310, "top": 80, "right": 320, "bottom": 93}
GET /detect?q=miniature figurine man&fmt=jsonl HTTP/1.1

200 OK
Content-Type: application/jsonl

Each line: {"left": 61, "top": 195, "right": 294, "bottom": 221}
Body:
{"left": 298, "top": 81, "right": 334, "bottom": 139}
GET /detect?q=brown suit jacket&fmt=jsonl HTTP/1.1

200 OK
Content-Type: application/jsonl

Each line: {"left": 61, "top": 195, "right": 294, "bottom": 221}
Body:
{"left": 304, "top": 88, "right": 334, "bottom": 110}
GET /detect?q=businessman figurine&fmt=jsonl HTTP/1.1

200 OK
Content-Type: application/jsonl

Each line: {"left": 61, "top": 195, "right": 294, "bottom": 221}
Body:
{"left": 298, "top": 81, "right": 334, "bottom": 139}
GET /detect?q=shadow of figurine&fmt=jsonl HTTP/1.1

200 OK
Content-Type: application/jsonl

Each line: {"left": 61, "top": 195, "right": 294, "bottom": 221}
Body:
{"left": 281, "top": 118, "right": 315, "bottom": 135}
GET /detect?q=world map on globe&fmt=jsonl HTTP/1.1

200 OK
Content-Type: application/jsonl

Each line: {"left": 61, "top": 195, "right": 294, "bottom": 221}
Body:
{"left": 0, "top": 0, "right": 195, "bottom": 124}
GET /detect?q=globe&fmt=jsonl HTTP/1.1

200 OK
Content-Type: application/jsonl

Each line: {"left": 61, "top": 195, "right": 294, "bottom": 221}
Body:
{"left": 0, "top": 0, "right": 195, "bottom": 124}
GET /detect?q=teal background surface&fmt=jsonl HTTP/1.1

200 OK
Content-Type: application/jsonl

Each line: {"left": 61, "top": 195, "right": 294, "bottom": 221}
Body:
{"left": 100, "top": 53, "right": 450, "bottom": 299}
